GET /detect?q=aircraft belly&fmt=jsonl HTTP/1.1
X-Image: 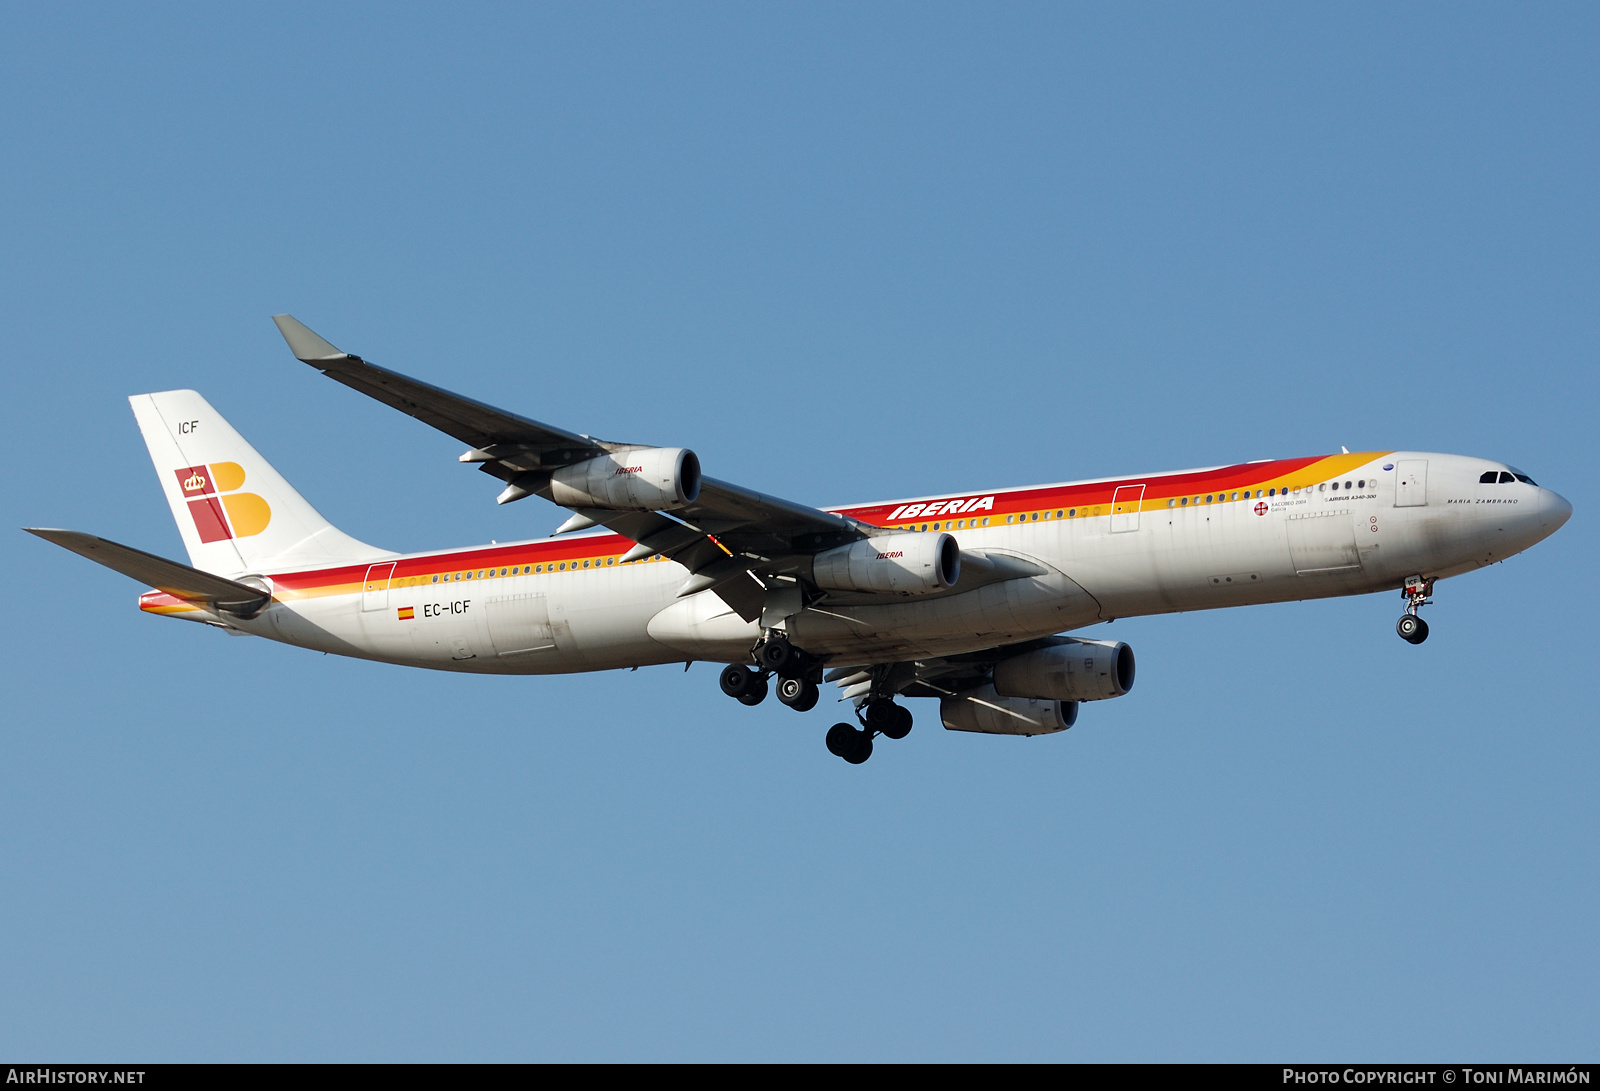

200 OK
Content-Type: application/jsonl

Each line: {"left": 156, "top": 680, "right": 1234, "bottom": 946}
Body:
{"left": 785, "top": 572, "right": 1100, "bottom": 662}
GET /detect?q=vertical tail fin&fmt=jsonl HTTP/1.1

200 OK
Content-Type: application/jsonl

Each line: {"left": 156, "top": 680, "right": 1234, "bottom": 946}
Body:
{"left": 129, "top": 389, "right": 393, "bottom": 575}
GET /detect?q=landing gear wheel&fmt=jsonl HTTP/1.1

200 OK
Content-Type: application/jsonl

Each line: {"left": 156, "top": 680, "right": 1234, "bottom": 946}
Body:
{"left": 1396, "top": 614, "right": 1429, "bottom": 644}
{"left": 738, "top": 674, "right": 770, "bottom": 705}
{"left": 777, "top": 677, "right": 819, "bottom": 712}
{"left": 759, "top": 639, "right": 799, "bottom": 676}
{"left": 720, "top": 663, "right": 759, "bottom": 699}
{"left": 825, "top": 722, "right": 873, "bottom": 764}
{"left": 880, "top": 705, "right": 913, "bottom": 740}
{"left": 861, "top": 698, "right": 901, "bottom": 733}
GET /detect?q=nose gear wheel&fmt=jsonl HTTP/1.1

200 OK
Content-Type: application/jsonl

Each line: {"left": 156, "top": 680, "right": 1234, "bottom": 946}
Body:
{"left": 1396, "top": 576, "right": 1435, "bottom": 645}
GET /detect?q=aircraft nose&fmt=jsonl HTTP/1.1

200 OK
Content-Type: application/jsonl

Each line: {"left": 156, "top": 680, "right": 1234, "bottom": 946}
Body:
{"left": 1541, "top": 488, "right": 1573, "bottom": 531}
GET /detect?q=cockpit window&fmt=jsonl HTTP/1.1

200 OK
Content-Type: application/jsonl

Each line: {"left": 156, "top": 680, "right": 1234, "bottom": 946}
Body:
{"left": 1480, "top": 471, "right": 1499, "bottom": 484}
{"left": 1498, "top": 471, "right": 1516, "bottom": 484}
{"left": 1514, "top": 473, "right": 1537, "bottom": 486}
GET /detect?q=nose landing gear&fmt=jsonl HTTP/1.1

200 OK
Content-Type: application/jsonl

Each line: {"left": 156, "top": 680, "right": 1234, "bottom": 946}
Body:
{"left": 1396, "top": 575, "right": 1435, "bottom": 645}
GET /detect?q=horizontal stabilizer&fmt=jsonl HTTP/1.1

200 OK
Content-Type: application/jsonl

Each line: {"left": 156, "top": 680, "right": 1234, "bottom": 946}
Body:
{"left": 24, "top": 528, "right": 271, "bottom": 615}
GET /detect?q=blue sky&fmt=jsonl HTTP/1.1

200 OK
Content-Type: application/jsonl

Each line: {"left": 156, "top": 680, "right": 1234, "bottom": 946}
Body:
{"left": 1, "top": 4, "right": 1595, "bottom": 1060}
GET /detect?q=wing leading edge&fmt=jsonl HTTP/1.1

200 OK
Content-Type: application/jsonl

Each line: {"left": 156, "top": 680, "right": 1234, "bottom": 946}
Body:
{"left": 272, "top": 316, "right": 870, "bottom": 620}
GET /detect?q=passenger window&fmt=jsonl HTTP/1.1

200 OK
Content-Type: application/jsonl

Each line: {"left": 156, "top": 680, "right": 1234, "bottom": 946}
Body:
{"left": 982, "top": 518, "right": 990, "bottom": 526}
{"left": 1031, "top": 512, "right": 1039, "bottom": 521}
{"left": 1480, "top": 471, "right": 1499, "bottom": 484}
{"left": 1499, "top": 472, "right": 1516, "bottom": 484}
{"left": 1056, "top": 510, "right": 1064, "bottom": 518}
{"left": 1331, "top": 482, "right": 1339, "bottom": 491}
{"left": 1179, "top": 497, "right": 1188, "bottom": 506}
{"left": 1007, "top": 515, "right": 1015, "bottom": 524}
{"left": 1205, "top": 495, "right": 1213, "bottom": 503}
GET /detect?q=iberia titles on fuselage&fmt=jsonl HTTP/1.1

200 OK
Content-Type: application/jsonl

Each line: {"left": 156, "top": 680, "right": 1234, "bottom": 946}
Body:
{"left": 25, "top": 316, "right": 1572, "bottom": 765}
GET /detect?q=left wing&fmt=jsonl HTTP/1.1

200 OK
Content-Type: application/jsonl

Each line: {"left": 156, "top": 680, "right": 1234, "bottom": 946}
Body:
{"left": 273, "top": 316, "right": 871, "bottom": 619}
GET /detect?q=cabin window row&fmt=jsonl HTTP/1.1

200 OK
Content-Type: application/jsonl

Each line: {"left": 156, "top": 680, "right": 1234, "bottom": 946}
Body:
{"left": 386, "top": 552, "right": 669, "bottom": 587}
{"left": 906, "top": 517, "right": 994, "bottom": 531}
{"left": 1004, "top": 509, "right": 1091, "bottom": 524}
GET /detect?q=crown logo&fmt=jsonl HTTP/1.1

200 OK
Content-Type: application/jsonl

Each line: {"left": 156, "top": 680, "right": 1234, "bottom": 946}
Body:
{"left": 184, "top": 471, "right": 207, "bottom": 491}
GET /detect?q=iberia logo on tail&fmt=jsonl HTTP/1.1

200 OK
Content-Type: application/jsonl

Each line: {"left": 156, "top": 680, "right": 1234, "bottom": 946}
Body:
{"left": 173, "top": 462, "right": 271, "bottom": 543}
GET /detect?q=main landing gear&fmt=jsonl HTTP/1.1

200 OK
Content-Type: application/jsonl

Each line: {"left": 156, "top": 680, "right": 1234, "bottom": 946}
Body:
{"left": 718, "top": 634, "right": 820, "bottom": 711}
{"left": 1396, "top": 575, "right": 1435, "bottom": 645}
{"left": 719, "top": 635, "right": 913, "bottom": 765}
{"left": 825, "top": 697, "right": 914, "bottom": 765}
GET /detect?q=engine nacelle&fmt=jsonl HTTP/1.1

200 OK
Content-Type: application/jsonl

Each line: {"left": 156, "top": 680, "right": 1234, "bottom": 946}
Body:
{"left": 991, "top": 639, "right": 1135, "bottom": 702}
{"left": 549, "top": 447, "right": 701, "bottom": 511}
{"left": 811, "top": 532, "right": 960, "bottom": 595}
{"left": 940, "top": 683, "right": 1078, "bottom": 737}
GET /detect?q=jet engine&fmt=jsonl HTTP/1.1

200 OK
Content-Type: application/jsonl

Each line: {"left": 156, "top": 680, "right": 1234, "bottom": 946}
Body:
{"left": 811, "top": 532, "right": 960, "bottom": 595}
{"left": 549, "top": 447, "right": 701, "bottom": 511}
{"left": 992, "top": 639, "right": 1135, "bottom": 702}
{"left": 940, "top": 683, "right": 1078, "bottom": 736}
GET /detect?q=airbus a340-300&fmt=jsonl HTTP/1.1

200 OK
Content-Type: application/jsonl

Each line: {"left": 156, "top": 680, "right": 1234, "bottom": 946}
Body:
{"left": 28, "top": 317, "right": 1572, "bottom": 764}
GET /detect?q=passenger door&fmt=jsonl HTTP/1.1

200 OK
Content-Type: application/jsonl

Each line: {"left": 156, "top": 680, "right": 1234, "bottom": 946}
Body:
{"left": 1110, "top": 484, "right": 1145, "bottom": 533}
{"left": 360, "top": 562, "right": 396, "bottom": 611}
{"left": 1395, "top": 460, "right": 1428, "bottom": 507}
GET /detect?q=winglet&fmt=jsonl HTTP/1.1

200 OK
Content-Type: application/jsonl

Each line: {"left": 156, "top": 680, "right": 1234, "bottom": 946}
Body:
{"left": 272, "top": 314, "right": 348, "bottom": 362}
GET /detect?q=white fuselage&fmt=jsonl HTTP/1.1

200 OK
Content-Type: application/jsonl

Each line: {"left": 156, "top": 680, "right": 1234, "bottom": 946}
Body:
{"left": 145, "top": 451, "right": 1570, "bottom": 673}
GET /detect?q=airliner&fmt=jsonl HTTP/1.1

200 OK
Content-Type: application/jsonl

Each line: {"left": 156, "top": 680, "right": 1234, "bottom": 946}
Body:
{"left": 27, "top": 316, "right": 1573, "bottom": 764}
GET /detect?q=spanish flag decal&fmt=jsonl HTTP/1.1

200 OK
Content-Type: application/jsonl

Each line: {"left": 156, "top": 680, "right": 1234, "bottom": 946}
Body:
{"left": 397, "top": 606, "right": 415, "bottom": 620}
